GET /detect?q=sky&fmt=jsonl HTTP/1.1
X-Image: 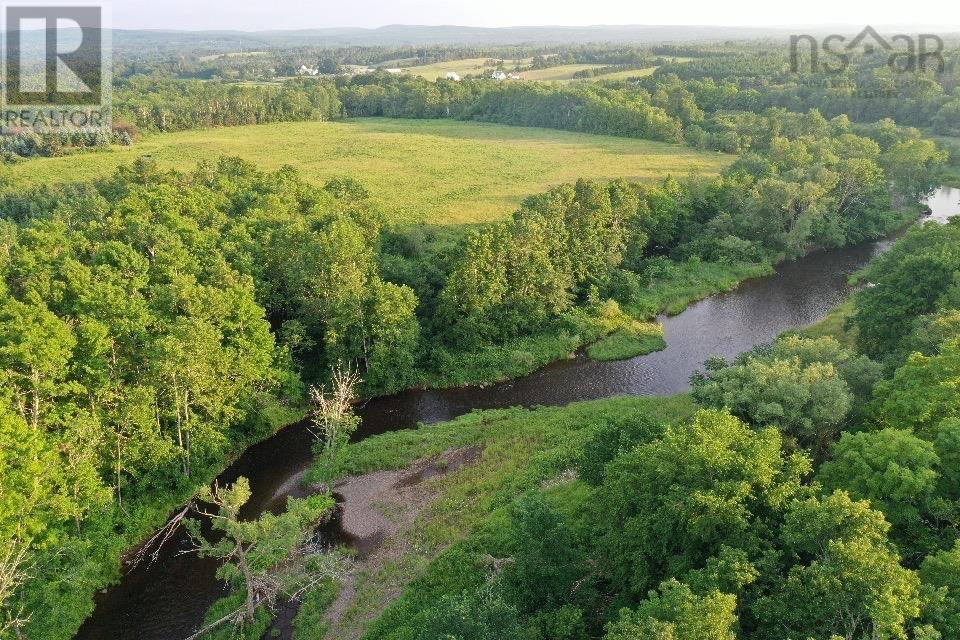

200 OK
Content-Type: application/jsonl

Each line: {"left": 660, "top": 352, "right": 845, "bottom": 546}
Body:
{"left": 106, "top": 0, "right": 960, "bottom": 31}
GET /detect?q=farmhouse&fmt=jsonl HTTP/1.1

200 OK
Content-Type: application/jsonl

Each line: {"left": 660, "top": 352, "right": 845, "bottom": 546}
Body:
{"left": 445, "top": 71, "right": 461, "bottom": 81}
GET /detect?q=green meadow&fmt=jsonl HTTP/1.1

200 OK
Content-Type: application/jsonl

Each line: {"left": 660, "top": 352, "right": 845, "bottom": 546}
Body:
{"left": 587, "top": 66, "right": 659, "bottom": 81}
{"left": 9, "top": 118, "right": 730, "bottom": 227}
{"left": 518, "top": 63, "right": 601, "bottom": 81}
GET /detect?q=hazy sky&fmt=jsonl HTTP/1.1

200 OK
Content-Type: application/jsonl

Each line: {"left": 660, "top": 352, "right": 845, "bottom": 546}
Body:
{"left": 107, "top": 0, "right": 960, "bottom": 31}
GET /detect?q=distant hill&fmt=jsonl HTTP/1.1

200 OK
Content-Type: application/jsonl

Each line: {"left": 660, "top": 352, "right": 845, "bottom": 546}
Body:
{"left": 7, "top": 24, "right": 960, "bottom": 55}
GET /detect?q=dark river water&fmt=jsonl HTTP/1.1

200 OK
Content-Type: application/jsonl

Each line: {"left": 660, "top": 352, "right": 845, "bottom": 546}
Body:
{"left": 76, "top": 188, "right": 959, "bottom": 639}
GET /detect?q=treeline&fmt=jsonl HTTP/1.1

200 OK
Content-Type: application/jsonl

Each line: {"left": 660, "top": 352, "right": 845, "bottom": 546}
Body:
{"left": 1, "top": 78, "right": 345, "bottom": 162}
{"left": 333, "top": 72, "right": 957, "bottom": 161}
{"left": 334, "top": 75, "right": 683, "bottom": 142}
{"left": 0, "top": 129, "right": 131, "bottom": 162}
{"left": 334, "top": 73, "right": 687, "bottom": 143}
{"left": 112, "top": 77, "right": 342, "bottom": 132}
{"left": 0, "top": 158, "right": 419, "bottom": 639}
{"left": 104, "top": 40, "right": 959, "bottom": 142}
{"left": 369, "top": 217, "right": 960, "bottom": 640}
{"left": 11, "top": 58, "right": 955, "bottom": 167}
{"left": 528, "top": 48, "right": 657, "bottom": 70}
{"left": 571, "top": 63, "right": 656, "bottom": 79}
{"left": 649, "top": 48, "right": 960, "bottom": 132}
{"left": 463, "top": 83, "right": 683, "bottom": 142}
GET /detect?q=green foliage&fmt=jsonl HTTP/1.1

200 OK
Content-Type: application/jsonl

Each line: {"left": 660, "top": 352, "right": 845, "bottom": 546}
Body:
{"left": 523, "top": 605, "right": 590, "bottom": 640}
{"left": 501, "top": 494, "right": 587, "bottom": 614}
{"left": 818, "top": 429, "right": 942, "bottom": 558}
{"left": 853, "top": 221, "right": 960, "bottom": 361}
{"left": 437, "top": 179, "right": 628, "bottom": 348}
{"left": 881, "top": 139, "right": 949, "bottom": 201}
{"left": 114, "top": 77, "right": 343, "bottom": 133}
{"left": 0, "top": 157, "right": 418, "bottom": 638}
{"left": 4, "top": 39, "right": 956, "bottom": 637}
{"left": 198, "top": 593, "right": 273, "bottom": 640}
{"left": 576, "top": 412, "right": 665, "bottom": 486}
{"left": 596, "top": 409, "right": 811, "bottom": 598}
{"left": 189, "top": 477, "right": 335, "bottom": 627}
{"left": 604, "top": 580, "right": 737, "bottom": 640}
{"left": 417, "top": 579, "right": 521, "bottom": 640}
{"left": 465, "top": 82, "right": 683, "bottom": 142}
{"left": 870, "top": 340, "right": 960, "bottom": 439}
{"left": 758, "top": 491, "right": 922, "bottom": 640}
{"left": 920, "top": 541, "right": 960, "bottom": 639}
{"left": 692, "top": 336, "right": 880, "bottom": 455}
{"left": 622, "top": 259, "right": 774, "bottom": 317}
{"left": 587, "top": 324, "right": 666, "bottom": 362}
{"left": 5, "top": 119, "right": 731, "bottom": 227}
{"left": 291, "top": 579, "right": 341, "bottom": 640}
{"left": 338, "top": 397, "right": 696, "bottom": 640}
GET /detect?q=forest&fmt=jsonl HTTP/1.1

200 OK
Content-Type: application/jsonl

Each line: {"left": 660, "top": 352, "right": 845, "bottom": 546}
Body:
{"left": 0, "top": 28, "right": 959, "bottom": 640}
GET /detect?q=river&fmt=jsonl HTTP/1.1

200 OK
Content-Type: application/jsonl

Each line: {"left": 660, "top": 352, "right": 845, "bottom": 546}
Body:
{"left": 76, "top": 187, "right": 959, "bottom": 639}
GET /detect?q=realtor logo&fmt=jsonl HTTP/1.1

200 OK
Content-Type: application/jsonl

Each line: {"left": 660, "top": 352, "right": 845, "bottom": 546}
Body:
{"left": 2, "top": 3, "right": 111, "bottom": 131}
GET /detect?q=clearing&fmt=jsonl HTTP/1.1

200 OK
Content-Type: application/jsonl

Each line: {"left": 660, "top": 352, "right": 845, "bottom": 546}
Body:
{"left": 11, "top": 118, "right": 731, "bottom": 226}
{"left": 519, "top": 63, "right": 604, "bottom": 81}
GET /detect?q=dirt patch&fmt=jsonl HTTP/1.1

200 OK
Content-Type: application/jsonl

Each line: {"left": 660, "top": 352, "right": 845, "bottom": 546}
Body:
{"left": 319, "top": 445, "right": 483, "bottom": 638}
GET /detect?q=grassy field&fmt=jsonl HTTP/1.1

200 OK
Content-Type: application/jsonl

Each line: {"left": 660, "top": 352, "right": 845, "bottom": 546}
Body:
{"left": 519, "top": 63, "right": 603, "bottom": 81}
{"left": 11, "top": 118, "right": 731, "bottom": 227}
{"left": 405, "top": 57, "right": 530, "bottom": 80}
{"left": 587, "top": 66, "right": 659, "bottom": 81}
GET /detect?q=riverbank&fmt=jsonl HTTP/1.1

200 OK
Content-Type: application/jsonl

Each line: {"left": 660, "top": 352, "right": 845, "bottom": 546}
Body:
{"left": 419, "top": 258, "right": 771, "bottom": 389}
{"left": 296, "top": 395, "right": 698, "bottom": 639}
{"left": 415, "top": 201, "right": 925, "bottom": 392}
{"left": 25, "top": 397, "right": 305, "bottom": 640}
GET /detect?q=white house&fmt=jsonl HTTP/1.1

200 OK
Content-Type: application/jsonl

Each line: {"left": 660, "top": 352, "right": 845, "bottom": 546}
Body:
{"left": 297, "top": 65, "right": 320, "bottom": 76}
{"left": 385, "top": 68, "right": 403, "bottom": 75}
{"left": 445, "top": 71, "right": 461, "bottom": 81}
{"left": 490, "top": 70, "right": 507, "bottom": 81}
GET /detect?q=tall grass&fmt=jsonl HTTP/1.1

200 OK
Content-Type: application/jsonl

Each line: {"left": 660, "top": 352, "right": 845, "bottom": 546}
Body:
{"left": 6, "top": 118, "right": 730, "bottom": 227}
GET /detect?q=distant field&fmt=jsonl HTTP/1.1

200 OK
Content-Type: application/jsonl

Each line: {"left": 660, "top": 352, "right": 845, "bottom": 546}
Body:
{"left": 586, "top": 66, "right": 659, "bottom": 81}
{"left": 519, "top": 64, "right": 602, "bottom": 82}
{"left": 10, "top": 118, "right": 731, "bottom": 226}
{"left": 374, "top": 57, "right": 420, "bottom": 68}
{"left": 198, "top": 50, "right": 269, "bottom": 62}
{"left": 405, "top": 57, "right": 529, "bottom": 80}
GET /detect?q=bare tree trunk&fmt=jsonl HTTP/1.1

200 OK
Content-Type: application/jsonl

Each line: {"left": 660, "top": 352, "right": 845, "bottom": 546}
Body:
{"left": 238, "top": 552, "right": 256, "bottom": 622}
